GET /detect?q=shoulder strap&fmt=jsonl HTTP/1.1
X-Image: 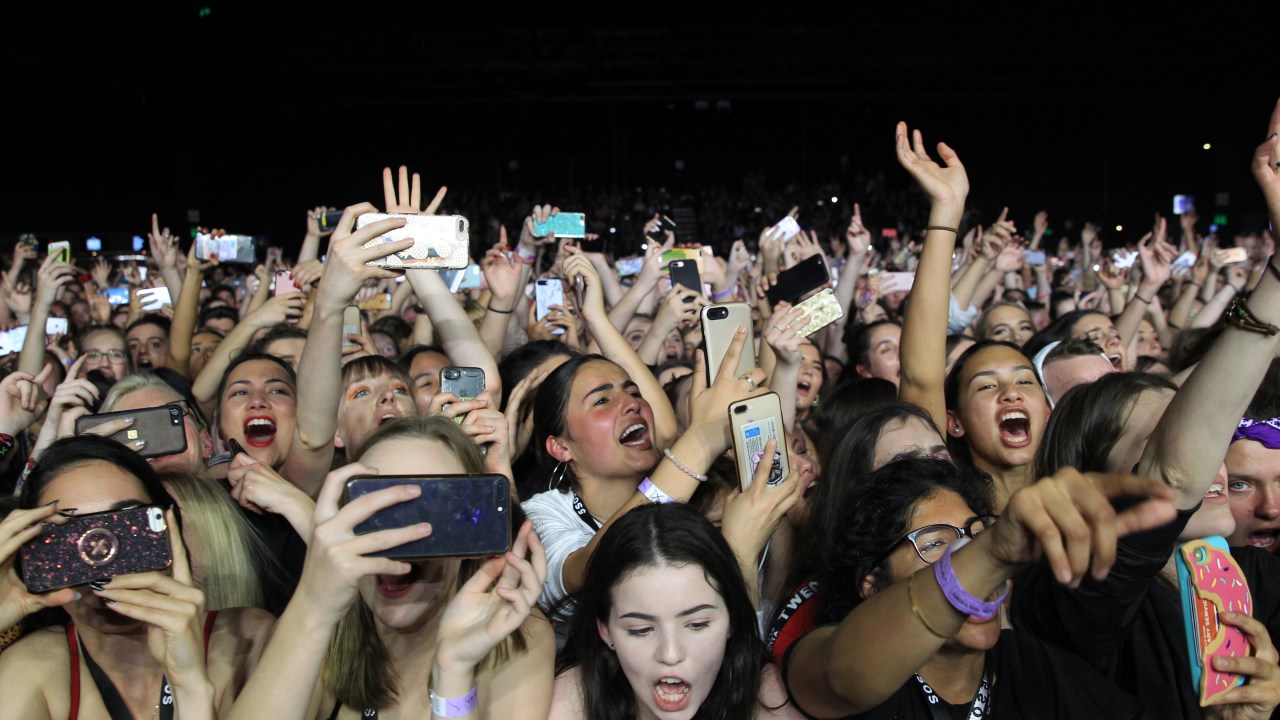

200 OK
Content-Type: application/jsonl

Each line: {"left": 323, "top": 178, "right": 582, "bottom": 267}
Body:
{"left": 66, "top": 624, "right": 79, "bottom": 720}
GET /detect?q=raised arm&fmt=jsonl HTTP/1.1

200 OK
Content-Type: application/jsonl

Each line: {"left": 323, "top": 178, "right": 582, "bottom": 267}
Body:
{"left": 825, "top": 209, "right": 871, "bottom": 363}
{"left": 479, "top": 228, "right": 522, "bottom": 358}
{"left": 1139, "top": 99, "right": 1280, "bottom": 509}
{"left": 149, "top": 214, "right": 185, "bottom": 302}
{"left": 1116, "top": 222, "right": 1175, "bottom": 347}
{"left": 293, "top": 204, "right": 413, "bottom": 491}
{"left": 298, "top": 206, "right": 335, "bottom": 264}
{"left": 192, "top": 291, "right": 306, "bottom": 419}
{"left": 165, "top": 244, "right": 212, "bottom": 378}
{"left": 892, "top": 121, "right": 970, "bottom": 431}
{"left": 406, "top": 269, "right": 502, "bottom": 398}
{"left": 18, "top": 254, "right": 75, "bottom": 377}
{"left": 607, "top": 234, "right": 671, "bottom": 333}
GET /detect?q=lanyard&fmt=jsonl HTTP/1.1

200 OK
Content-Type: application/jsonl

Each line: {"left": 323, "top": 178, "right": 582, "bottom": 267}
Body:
{"left": 571, "top": 492, "right": 601, "bottom": 531}
{"left": 914, "top": 662, "right": 991, "bottom": 720}
{"left": 80, "top": 632, "right": 174, "bottom": 720}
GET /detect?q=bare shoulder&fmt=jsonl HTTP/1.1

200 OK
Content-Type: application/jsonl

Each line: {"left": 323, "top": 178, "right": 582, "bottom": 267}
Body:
{"left": 0, "top": 627, "right": 69, "bottom": 719}
{"left": 547, "top": 666, "right": 586, "bottom": 720}
{"left": 478, "top": 612, "right": 556, "bottom": 720}
{"left": 756, "top": 663, "right": 806, "bottom": 719}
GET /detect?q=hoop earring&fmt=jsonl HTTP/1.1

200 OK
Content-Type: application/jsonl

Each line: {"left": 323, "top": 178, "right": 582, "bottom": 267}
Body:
{"left": 549, "top": 461, "right": 567, "bottom": 491}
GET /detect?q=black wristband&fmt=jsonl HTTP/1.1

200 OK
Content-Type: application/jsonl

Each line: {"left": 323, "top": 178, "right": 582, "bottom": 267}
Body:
{"left": 486, "top": 304, "right": 513, "bottom": 314}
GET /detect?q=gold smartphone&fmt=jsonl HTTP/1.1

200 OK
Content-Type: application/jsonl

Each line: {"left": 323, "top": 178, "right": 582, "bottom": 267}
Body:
{"left": 355, "top": 213, "right": 470, "bottom": 270}
{"left": 729, "top": 392, "right": 789, "bottom": 491}
{"left": 792, "top": 288, "right": 844, "bottom": 337}
{"left": 701, "top": 302, "right": 756, "bottom": 386}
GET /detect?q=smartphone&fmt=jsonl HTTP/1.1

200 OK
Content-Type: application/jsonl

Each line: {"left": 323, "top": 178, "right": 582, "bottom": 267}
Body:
{"left": 358, "top": 293, "right": 392, "bottom": 312}
{"left": 668, "top": 260, "right": 702, "bottom": 298}
{"left": 20, "top": 506, "right": 171, "bottom": 593}
{"left": 701, "top": 303, "right": 757, "bottom": 386}
{"left": 355, "top": 212, "right": 470, "bottom": 270}
{"left": 1172, "top": 251, "right": 1197, "bottom": 276}
{"left": 646, "top": 214, "right": 677, "bottom": 243}
{"left": 343, "top": 475, "right": 511, "bottom": 559}
{"left": 772, "top": 216, "right": 802, "bottom": 243}
{"left": 579, "top": 235, "right": 605, "bottom": 253}
{"left": 132, "top": 236, "right": 146, "bottom": 252}
{"left": 342, "top": 306, "right": 361, "bottom": 351}
{"left": 85, "top": 237, "right": 102, "bottom": 252}
{"left": 19, "top": 233, "right": 39, "bottom": 251}
{"left": 792, "top": 288, "right": 844, "bottom": 337}
{"left": 729, "top": 392, "right": 789, "bottom": 491}
{"left": 1176, "top": 536, "right": 1251, "bottom": 705}
{"left": 0, "top": 326, "right": 28, "bottom": 356}
{"left": 617, "top": 257, "right": 644, "bottom": 277}
{"left": 1022, "top": 250, "right": 1046, "bottom": 266}
{"left": 535, "top": 279, "right": 565, "bottom": 335}
{"left": 1112, "top": 250, "right": 1139, "bottom": 270}
{"left": 107, "top": 287, "right": 130, "bottom": 306}
{"left": 1215, "top": 247, "right": 1249, "bottom": 265}
{"left": 46, "top": 318, "right": 69, "bottom": 336}
{"left": 274, "top": 270, "right": 299, "bottom": 296}
{"left": 48, "top": 241, "right": 71, "bottom": 264}
{"left": 1174, "top": 195, "right": 1195, "bottom": 216}
{"left": 319, "top": 210, "right": 345, "bottom": 231}
{"left": 532, "top": 212, "right": 587, "bottom": 239}
{"left": 879, "top": 272, "right": 916, "bottom": 295}
{"left": 441, "top": 366, "right": 485, "bottom": 423}
{"left": 137, "top": 287, "right": 172, "bottom": 311}
{"left": 440, "top": 264, "right": 482, "bottom": 293}
{"left": 76, "top": 405, "right": 188, "bottom": 459}
{"left": 766, "top": 255, "right": 832, "bottom": 307}
{"left": 194, "top": 233, "right": 256, "bottom": 264}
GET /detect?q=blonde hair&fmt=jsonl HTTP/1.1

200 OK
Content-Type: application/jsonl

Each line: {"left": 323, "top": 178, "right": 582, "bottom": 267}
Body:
{"left": 322, "top": 417, "right": 527, "bottom": 711}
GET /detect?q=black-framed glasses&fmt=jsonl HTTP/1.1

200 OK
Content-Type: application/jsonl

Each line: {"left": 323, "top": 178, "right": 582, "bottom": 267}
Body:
{"left": 886, "top": 515, "right": 998, "bottom": 565}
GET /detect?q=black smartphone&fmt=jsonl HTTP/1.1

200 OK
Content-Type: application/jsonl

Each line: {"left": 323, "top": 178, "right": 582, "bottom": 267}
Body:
{"left": 668, "top": 260, "right": 702, "bottom": 300}
{"left": 343, "top": 475, "right": 512, "bottom": 559}
{"left": 579, "top": 235, "right": 605, "bottom": 253}
{"left": 646, "top": 214, "right": 677, "bottom": 243}
{"left": 440, "top": 366, "right": 485, "bottom": 422}
{"left": 320, "top": 210, "right": 345, "bottom": 231}
{"left": 20, "top": 506, "right": 172, "bottom": 593}
{"left": 76, "top": 405, "right": 188, "bottom": 459}
{"left": 766, "top": 255, "right": 831, "bottom": 307}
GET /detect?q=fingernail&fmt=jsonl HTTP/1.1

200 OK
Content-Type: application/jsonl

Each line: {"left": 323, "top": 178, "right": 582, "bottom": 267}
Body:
{"left": 418, "top": 523, "right": 432, "bottom": 534}
{"left": 56, "top": 508, "right": 79, "bottom": 517}
{"left": 71, "top": 591, "right": 82, "bottom": 601}
{"left": 123, "top": 417, "right": 135, "bottom": 424}
{"left": 102, "top": 598, "right": 116, "bottom": 605}
{"left": 1058, "top": 568, "right": 1073, "bottom": 584}
{"left": 88, "top": 580, "right": 108, "bottom": 591}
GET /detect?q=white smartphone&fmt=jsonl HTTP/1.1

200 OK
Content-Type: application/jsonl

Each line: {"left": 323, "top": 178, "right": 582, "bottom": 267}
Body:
{"left": 773, "top": 216, "right": 802, "bottom": 243}
{"left": 535, "top": 279, "right": 565, "bottom": 336}
{"left": 355, "top": 213, "right": 470, "bottom": 270}
{"left": 729, "top": 392, "right": 789, "bottom": 491}
{"left": 1112, "top": 251, "right": 1139, "bottom": 270}
{"left": 45, "top": 318, "right": 69, "bottom": 335}
{"left": 137, "top": 287, "right": 172, "bottom": 311}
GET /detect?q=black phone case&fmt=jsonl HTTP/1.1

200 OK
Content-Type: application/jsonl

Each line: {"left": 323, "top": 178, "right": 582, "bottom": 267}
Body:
{"left": 76, "top": 405, "right": 188, "bottom": 459}
{"left": 20, "top": 506, "right": 172, "bottom": 593}
{"left": 343, "top": 475, "right": 512, "bottom": 559}
{"left": 767, "top": 255, "right": 830, "bottom": 306}
{"left": 646, "top": 215, "right": 677, "bottom": 242}
{"left": 669, "top": 260, "right": 702, "bottom": 296}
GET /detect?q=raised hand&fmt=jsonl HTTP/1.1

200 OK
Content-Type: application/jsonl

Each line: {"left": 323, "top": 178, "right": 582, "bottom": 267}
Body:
{"left": 1251, "top": 98, "right": 1280, "bottom": 216}
{"left": 894, "top": 121, "right": 969, "bottom": 207}
{"left": 315, "top": 203, "right": 413, "bottom": 313}
{"left": 34, "top": 254, "right": 76, "bottom": 314}
{"left": 847, "top": 204, "right": 873, "bottom": 258}
{"left": 762, "top": 301, "right": 807, "bottom": 366}
{"left": 993, "top": 237, "right": 1027, "bottom": 274}
{"left": 481, "top": 227, "right": 521, "bottom": 306}
{"left": 0, "top": 366, "right": 53, "bottom": 436}
{"left": 504, "top": 365, "right": 552, "bottom": 461}
{"left": 382, "top": 165, "right": 447, "bottom": 215}
{"left": 1138, "top": 229, "right": 1177, "bottom": 291}
{"left": 1204, "top": 611, "right": 1280, "bottom": 719}
{"left": 981, "top": 208, "right": 1017, "bottom": 260}
{"left": 720, "top": 439, "right": 803, "bottom": 563}
{"left": 560, "top": 246, "right": 606, "bottom": 319}
{"left": 148, "top": 214, "right": 180, "bottom": 270}
{"left": 306, "top": 206, "right": 338, "bottom": 238}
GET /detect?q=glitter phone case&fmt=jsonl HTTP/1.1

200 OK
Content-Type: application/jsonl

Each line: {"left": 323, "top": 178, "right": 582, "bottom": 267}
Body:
{"left": 355, "top": 213, "right": 470, "bottom": 270}
{"left": 20, "top": 506, "right": 171, "bottom": 593}
{"left": 532, "top": 212, "right": 587, "bottom": 239}
{"left": 792, "top": 288, "right": 844, "bottom": 337}
{"left": 343, "top": 475, "right": 511, "bottom": 559}
{"left": 1176, "top": 536, "right": 1253, "bottom": 706}
{"left": 76, "top": 405, "right": 188, "bottom": 460}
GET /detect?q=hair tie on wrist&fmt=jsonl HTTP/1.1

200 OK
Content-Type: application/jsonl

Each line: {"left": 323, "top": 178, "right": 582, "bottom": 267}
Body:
{"left": 925, "top": 226, "right": 959, "bottom": 234}
{"left": 486, "top": 304, "right": 513, "bottom": 314}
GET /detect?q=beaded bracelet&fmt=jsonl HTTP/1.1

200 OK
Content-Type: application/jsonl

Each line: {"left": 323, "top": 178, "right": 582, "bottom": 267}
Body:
{"left": 663, "top": 448, "right": 709, "bottom": 482}
{"left": 934, "top": 539, "right": 1008, "bottom": 618}
{"left": 1225, "top": 295, "right": 1279, "bottom": 337}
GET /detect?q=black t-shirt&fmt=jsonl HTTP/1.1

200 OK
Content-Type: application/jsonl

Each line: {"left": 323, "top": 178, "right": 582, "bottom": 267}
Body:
{"left": 218, "top": 480, "right": 307, "bottom": 617}
{"left": 1011, "top": 506, "right": 1280, "bottom": 719}
{"left": 783, "top": 629, "right": 1142, "bottom": 720}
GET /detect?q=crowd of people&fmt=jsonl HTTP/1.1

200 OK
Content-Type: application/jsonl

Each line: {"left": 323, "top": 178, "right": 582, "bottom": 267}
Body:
{"left": 0, "top": 98, "right": 1279, "bottom": 719}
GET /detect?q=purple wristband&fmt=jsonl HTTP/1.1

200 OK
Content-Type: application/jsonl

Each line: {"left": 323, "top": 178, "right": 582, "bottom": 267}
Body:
{"left": 429, "top": 686, "right": 478, "bottom": 717}
{"left": 711, "top": 285, "right": 736, "bottom": 301}
{"left": 638, "top": 478, "right": 676, "bottom": 504}
{"left": 934, "top": 539, "right": 1008, "bottom": 618}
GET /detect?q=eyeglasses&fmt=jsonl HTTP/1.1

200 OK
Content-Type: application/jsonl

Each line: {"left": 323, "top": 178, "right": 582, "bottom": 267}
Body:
{"left": 84, "top": 350, "right": 127, "bottom": 363}
{"left": 886, "top": 515, "right": 998, "bottom": 565}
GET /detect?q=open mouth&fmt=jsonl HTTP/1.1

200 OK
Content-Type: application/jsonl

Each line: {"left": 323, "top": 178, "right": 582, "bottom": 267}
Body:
{"left": 1107, "top": 353, "right": 1123, "bottom": 370}
{"left": 619, "top": 423, "right": 652, "bottom": 450}
{"left": 378, "top": 411, "right": 401, "bottom": 427}
{"left": 376, "top": 564, "right": 423, "bottom": 599}
{"left": 1248, "top": 529, "right": 1280, "bottom": 551}
{"left": 997, "top": 410, "right": 1031, "bottom": 448}
{"left": 1204, "top": 482, "right": 1227, "bottom": 504}
{"left": 653, "top": 677, "right": 692, "bottom": 712}
{"left": 243, "top": 416, "right": 277, "bottom": 448}
{"left": 797, "top": 380, "right": 812, "bottom": 396}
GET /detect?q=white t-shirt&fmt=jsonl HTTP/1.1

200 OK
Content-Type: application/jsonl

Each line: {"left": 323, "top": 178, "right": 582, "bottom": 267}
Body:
{"left": 523, "top": 488, "right": 598, "bottom": 621}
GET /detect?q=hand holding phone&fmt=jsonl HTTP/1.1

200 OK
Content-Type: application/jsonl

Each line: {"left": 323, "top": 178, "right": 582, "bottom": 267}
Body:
{"left": 344, "top": 475, "right": 511, "bottom": 559}
{"left": 729, "top": 393, "right": 789, "bottom": 491}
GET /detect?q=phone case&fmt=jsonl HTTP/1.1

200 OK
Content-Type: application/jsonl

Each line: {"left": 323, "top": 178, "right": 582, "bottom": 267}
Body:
{"left": 646, "top": 215, "right": 677, "bottom": 242}
{"left": 441, "top": 367, "right": 485, "bottom": 424}
{"left": 355, "top": 213, "right": 470, "bottom": 270}
{"left": 772, "top": 216, "right": 802, "bottom": 243}
{"left": 535, "top": 279, "right": 564, "bottom": 320}
{"left": 108, "top": 287, "right": 130, "bottom": 305}
{"left": 274, "top": 271, "right": 300, "bottom": 296}
{"left": 767, "top": 255, "right": 831, "bottom": 306}
{"left": 1176, "top": 536, "right": 1252, "bottom": 706}
{"left": 48, "top": 241, "right": 71, "bottom": 264}
{"left": 701, "top": 302, "right": 757, "bottom": 386}
{"left": 729, "top": 392, "right": 789, "bottom": 491}
{"left": 532, "top": 213, "right": 587, "bottom": 239}
{"left": 76, "top": 405, "right": 188, "bottom": 460}
{"left": 343, "top": 475, "right": 512, "bottom": 559}
{"left": 669, "top": 260, "right": 702, "bottom": 295}
{"left": 358, "top": 293, "right": 392, "bottom": 311}
{"left": 195, "top": 234, "right": 256, "bottom": 264}
{"left": 661, "top": 247, "right": 704, "bottom": 273}
{"left": 21, "top": 506, "right": 171, "bottom": 593}
{"left": 617, "top": 258, "right": 644, "bottom": 277}
{"left": 792, "top": 288, "right": 844, "bottom": 337}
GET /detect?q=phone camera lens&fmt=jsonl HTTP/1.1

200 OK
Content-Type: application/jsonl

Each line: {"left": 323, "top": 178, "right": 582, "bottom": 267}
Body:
{"left": 444, "top": 369, "right": 460, "bottom": 380}
{"left": 709, "top": 307, "right": 728, "bottom": 320}
{"left": 458, "top": 219, "right": 465, "bottom": 233}
{"left": 733, "top": 404, "right": 747, "bottom": 414}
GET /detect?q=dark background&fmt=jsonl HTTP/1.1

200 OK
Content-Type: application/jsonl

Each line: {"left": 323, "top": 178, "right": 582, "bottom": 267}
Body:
{"left": 3, "top": 4, "right": 1274, "bottom": 255}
